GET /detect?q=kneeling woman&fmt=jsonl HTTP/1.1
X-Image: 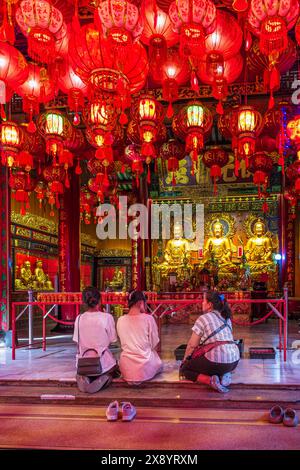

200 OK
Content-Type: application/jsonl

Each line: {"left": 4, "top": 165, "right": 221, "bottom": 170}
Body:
{"left": 117, "top": 291, "right": 163, "bottom": 385}
{"left": 181, "top": 291, "right": 240, "bottom": 393}
{"left": 73, "top": 286, "right": 118, "bottom": 393}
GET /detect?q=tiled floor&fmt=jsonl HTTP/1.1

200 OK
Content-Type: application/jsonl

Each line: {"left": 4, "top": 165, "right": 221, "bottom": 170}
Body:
{"left": 0, "top": 320, "right": 299, "bottom": 385}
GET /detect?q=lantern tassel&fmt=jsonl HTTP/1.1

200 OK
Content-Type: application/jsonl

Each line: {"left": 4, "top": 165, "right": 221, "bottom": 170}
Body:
{"left": 216, "top": 100, "right": 224, "bottom": 115}
{"left": 0, "top": 103, "right": 6, "bottom": 121}
{"left": 167, "top": 101, "right": 174, "bottom": 119}
{"left": 172, "top": 171, "right": 176, "bottom": 186}
{"left": 234, "top": 158, "right": 240, "bottom": 177}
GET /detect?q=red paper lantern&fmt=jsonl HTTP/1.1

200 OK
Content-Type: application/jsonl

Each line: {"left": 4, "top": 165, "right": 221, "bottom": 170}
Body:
{"left": 0, "top": 121, "right": 24, "bottom": 169}
{"left": 15, "top": 0, "right": 66, "bottom": 64}
{"left": 141, "top": 0, "right": 179, "bottom": 64}
{"left": 58, "top": 61, "right": 88, "bottom": 125}
{"left": 38, "top": 110, "right": 72, "bottom": 160}
{"left": 160, "top": 139, "right": 185, "bottom": 185}
{"left": 173, "top": 101, "right": 213, "bottom": 174}
{"left": 203, "top": 147, "right": 229, "bottom": 194}
{"left": 88, "top": 170, "right": 112, "bottom": 203}
{"left": 80, "top": 186, "right": 98, "bottom": 225}
{"left": 0, "top": 41, "right": 28, "bottom": 115}
{"left": 249, "top": 151, "right": 273, "bottom": 197}
{"left": 43, "top": 163, "right": 65, "bottom": 214}
{"left": 17, "top": 64, "right": 55, "bottom": 132}
{"left": 168, "top": 0, "right": 216, "bottom": 58}
{"left": 69, "top": 23, "right": 149, "bottom": 96}
{"left": 97, "top": 0, "right": 144, "bottom": 46}
{"left": 124, "top": 143, "right": 146, "bottom": 187}
{"left": 248, "top": 0, "right": 299, "bottom": 57}
{"left": 204, "top": 10, "right": 243, "bottom": 62}
{"left": 150, "top": 47, "right": 189, "bottom": 118}
{"left": 231, "top": 105, "right": 263, "bottom": 171}
{"left": 9, "top": 170, "right": 36, "bottom": 215}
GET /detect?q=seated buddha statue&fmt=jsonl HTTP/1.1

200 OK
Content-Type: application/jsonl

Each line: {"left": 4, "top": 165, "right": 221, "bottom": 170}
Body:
{"left": 108, "top": 268, "right": 124, "bottom": 290}
{"left": 33, "top": 260, "right": 54, "bottom": 290}
{"left": 203, "top": 220, "right": 236, "bottom": 273}
{"left": 157, "top": 226, "right": 192, "bottom": 279}
{"left": 15, "top": 261, "right": 34, "bottom": 290}
{"left": 245, "top": 219, "right": 274, "bottom": 272}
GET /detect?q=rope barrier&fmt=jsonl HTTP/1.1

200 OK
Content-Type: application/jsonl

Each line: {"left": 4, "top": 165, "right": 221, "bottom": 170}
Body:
{"left": 231, "top": 310, "right": 274, "bottom": 327}
{"left": 46, "top": 313, "right": 75, "bottom": 327}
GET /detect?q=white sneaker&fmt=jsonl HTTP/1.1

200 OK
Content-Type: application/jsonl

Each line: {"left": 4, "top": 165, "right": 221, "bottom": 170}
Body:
{"left": 121, "top": 402, "right": 136, "bottom": 422}
{"left": 220, "top": 372, "right": 232, "bottom": 387}
{"left": 106, "top": 401, "right": 119, "bottom": 421}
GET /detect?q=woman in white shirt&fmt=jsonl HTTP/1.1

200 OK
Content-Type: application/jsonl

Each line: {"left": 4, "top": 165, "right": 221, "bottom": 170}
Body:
{"left": 73, "top": 286, "right": 118, "bottom": 393}
{"left": 117, "top": 291, "right": 162, "bottom": 385}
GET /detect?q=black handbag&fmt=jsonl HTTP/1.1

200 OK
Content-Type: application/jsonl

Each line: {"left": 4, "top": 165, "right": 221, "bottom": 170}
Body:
{"left": 76, "top": 315, "right": 103, "bottom": 377}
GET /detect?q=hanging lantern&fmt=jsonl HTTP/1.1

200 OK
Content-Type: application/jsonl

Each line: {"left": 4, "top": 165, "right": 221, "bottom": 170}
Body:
{"left": 15, "top": 0, "right": 66, "bottom": 64}
{"left": 168, "top": 0, "right": 216, "bottom": 58}
{"left": 124, "top": 144, "right": 145, "bottom": 188}
{"left": 197, "top": 54, "right": 243, "bottom": 113}
{"left": 203, "top": 10, "right": 243, "bottom": 85}
{"left": 247, "top": 0, "right": 299, "bottom": 57}
{"left": 150, "top": 47, "right": 189, "bottom": 118}
{"left": 34, "top": 180, "right": 46, "bottom": 208}
{"left": 97, "top": 0, "right": 144, "bottom": 48}
{"left": 247, "top": 37, "right": 296, "bottom": 108}
{"left": 69, "top": 23, "right": 149, "bottom": 97}
{"left": 0, "top": 41, "right": 28, "bottom": 117}
{"left": 232, "top": 105, "right": 263, "bottom": 169}
{"left": 9, "top": 170, "right": 36, "bottom": 215}
{"left": 80, "top": 186, "right": 98, "bottom": 225}
{"left": 202, "top": 147, "right": 229, "bottom": 194}
{"left": 131, "top": 94, "right": 164, "bottom": 182}
{"left": 88, "top": 170, "right": 112, "bottom": 203}
{"left": 141, "top": 0, "right": 179, "bottom": 65}
{"left": 37, "top": 110, "right": 72, "bottom": 160}
{"left": 160, "top": 139, "right": 185, "bottom": 185}
{"left": 17, "top": 64, "right": 55, "bottom": 133}
{"left": 249, "top": 151, "right": 273, "bottom": 197}
{"left": 0, "top": 121, "right": 24, "bottom": 169}
{"left": 284, "top": 187, "right": 298, "bottom": 219}
{"left": 173, "top": 101, "right": 213, "bottom": 174}
{"left": 58, "top": 61, "right": 88, "bottom": 126}
{"left": 43, "top": 163, "right": 65, "bottom": 215}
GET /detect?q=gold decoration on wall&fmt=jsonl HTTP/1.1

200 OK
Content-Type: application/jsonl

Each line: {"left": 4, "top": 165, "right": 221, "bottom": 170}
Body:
{"left": 97, "top": 249, "right": 131, "bottom": 258}
{"left": 11, "top": 211, "right": 58, "bottom": 234}
{"left": 81, "top": 233, "right": 98, "bottom": 248}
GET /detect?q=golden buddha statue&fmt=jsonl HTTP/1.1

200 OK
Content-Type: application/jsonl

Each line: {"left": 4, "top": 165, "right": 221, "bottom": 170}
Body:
{"left": 15, "top": 261, "right": 34, "bottom": 290}
{"left": 157, "top": 226, "right": 192, "bottom": 279}
{"left": 204, "top": 220, "right": 235, "bottom": 272}
{"left": 108, "top": 268, "right": 124, "bottom": 290}
{"left": 33, "top": 260, "right": 54, "bottom": 290}
{"left": 245, "top": 219, "right": 274, "bottom": 271}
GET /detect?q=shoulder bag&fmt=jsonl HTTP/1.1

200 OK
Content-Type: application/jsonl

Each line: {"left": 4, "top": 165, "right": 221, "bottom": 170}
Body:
{"left": 76, "top": 314, "right": 103, "bottom": 376}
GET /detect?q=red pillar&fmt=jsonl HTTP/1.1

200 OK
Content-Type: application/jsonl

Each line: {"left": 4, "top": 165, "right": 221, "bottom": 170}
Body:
{"left": 0, "top": 167, "right": 11, "bottom": 332}
{"left": 58, "top": 171, "right": 81, "bottom": 321}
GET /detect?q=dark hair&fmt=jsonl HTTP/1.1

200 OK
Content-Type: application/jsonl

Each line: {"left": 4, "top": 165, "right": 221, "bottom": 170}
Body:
{"left": 128, "top": 290, "right": 147, "bottom": 309}
{"left": 205, "top": 291, "right": 232, "bottom": 320}
{"left": 83, "top": 286, "right": 100, "bottom": 309}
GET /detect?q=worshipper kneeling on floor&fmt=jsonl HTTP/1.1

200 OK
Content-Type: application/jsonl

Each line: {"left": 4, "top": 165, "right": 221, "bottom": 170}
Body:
{"left": 180, "top": 291, "right": 240, "bottom": 393}
{"left": 73, "top": 286, "right": 118, "bottom": 393}
{"left": 117, "top": 290, "right": 163, "bottom": 386}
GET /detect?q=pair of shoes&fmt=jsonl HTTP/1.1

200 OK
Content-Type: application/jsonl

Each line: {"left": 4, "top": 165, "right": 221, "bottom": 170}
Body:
{"left": 220, "top": 372, "right": 232, "bottom": 387}
{"left": 269, "top": 406, "right": 299, "bottom": 427}
{"left": 210, "top": 375, "right": 229, "bottom": 393}
{"left": 106, "top": 401, "right": 136, "bottom": 422}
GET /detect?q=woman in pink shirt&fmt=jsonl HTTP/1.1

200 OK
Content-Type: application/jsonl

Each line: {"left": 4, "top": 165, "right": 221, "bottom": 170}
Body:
{"left": 73, "top": 286, "right": 118, "bottom": 393}
{"left": 117, "top": 291, "right": 162, "bottom": 385}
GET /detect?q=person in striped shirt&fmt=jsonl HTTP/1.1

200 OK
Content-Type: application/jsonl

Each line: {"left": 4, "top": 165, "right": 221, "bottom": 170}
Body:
{"left": 181, "top": 291, "right": 240, "bottom": 393}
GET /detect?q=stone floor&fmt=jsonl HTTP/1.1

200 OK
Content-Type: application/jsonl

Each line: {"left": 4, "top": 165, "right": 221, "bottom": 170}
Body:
{"left": 0, "top": 319, "right": 300, "bottom": 385}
